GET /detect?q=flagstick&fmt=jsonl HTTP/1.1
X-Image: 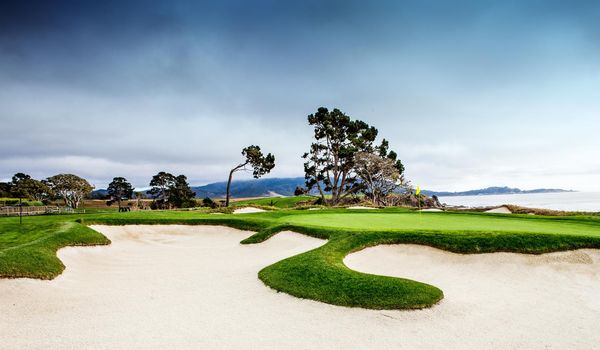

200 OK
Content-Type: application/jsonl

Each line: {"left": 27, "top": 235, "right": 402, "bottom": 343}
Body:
{"left": 418, "top": 193, "right": 421, "bottom": 221}
{"left": 416, "top": 186, "right": 422, "bottom": 222}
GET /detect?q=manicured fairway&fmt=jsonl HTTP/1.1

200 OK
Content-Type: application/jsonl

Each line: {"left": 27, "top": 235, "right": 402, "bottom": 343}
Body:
{"left": 2, "top": 206, "right": 600, "bottom": 309}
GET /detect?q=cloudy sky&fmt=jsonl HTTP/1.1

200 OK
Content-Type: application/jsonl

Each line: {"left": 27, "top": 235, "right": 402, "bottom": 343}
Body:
{"left": 1, "top": 0, "right": 599, "bottom": 191}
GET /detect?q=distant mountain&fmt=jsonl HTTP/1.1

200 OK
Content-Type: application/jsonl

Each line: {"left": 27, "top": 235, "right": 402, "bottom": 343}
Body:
{"left": 90, "top": 189, "right": 109, "bottom": 199}
{"left": 92, "top": 181, "right": 573, "bottom": 200}
{"left": 90, "top": 178, "right": 308, "bottom": 199}
{"left": 191, "top": 177, "right": 307, "bottom": 198}
{"left": 422, "top": 186, "right": 574, "bottom": 197}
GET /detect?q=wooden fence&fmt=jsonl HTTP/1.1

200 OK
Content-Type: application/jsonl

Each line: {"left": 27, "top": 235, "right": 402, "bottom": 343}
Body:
{"left": 0, "top": 206, "right": 76, "bottom": 216}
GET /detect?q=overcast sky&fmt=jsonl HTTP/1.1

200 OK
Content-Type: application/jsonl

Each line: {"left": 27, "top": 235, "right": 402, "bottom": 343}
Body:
{"left": 1, "top": 0, "right": 599, "bottom": 191}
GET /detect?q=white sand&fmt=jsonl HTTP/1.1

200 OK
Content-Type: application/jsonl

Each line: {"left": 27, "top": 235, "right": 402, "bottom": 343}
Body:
{"left": 347, "top": 206, "right": 377, "bottom": 210}
{"left": 419, "top": 208, "right": 443, "bottom": 212}
{"left": 2, "top": 226, "right": 599, "bottom": 349}
{"left": 232, "top": 207, "right": 266, "bottom": 214}
{"left": 485, "top": 205, "right": 512, "bottom": 213}
{"left": 345, "top": 244, "right": 600, "bottom": 349}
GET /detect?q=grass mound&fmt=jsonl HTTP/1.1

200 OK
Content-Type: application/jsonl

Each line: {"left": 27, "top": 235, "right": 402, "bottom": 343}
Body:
{"left": 0, "top": 219, "right": 110, "bottom": 279}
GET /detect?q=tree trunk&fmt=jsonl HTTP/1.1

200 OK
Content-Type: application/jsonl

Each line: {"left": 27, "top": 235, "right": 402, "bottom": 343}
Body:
{"left": 225, "top": 168, "right": 235, "bottom": 207}
{"left": 315, "top": 180, "right": 325, "bottom": 204}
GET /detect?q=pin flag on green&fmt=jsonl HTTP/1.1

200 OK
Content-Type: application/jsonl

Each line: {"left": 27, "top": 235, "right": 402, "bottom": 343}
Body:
{"left": 416, "top": 186, "right": 421, "bottom": 196}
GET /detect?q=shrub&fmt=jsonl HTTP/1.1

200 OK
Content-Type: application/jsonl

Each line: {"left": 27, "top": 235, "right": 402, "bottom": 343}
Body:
{"left": 0, "top": 198, "right": 43, "bottom": 206}
{"left": 202, "top": 197, "right": 218, "bottom": 208}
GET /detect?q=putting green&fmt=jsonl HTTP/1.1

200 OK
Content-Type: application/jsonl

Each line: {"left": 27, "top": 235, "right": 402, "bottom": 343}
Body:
{"left": 281, "top": 212, "right": 600, "bottom": 236}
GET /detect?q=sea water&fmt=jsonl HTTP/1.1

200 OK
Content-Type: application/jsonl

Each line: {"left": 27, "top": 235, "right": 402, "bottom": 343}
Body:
{"left": 439, "top": 192, "right": 600, "bottom": 212}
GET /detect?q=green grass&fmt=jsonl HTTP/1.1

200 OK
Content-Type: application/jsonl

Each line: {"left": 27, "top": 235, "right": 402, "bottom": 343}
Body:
{"left": 282, "top": 211, "right": 600, "bottom": 236}
{"left": 1, "top": 206, "right": 600, "bottom": 309}
{"left": 0, "top": 217, "right": 110, "bottom": 279}
{"left": 232, "top": 195, "right": 317, "bottom": 208}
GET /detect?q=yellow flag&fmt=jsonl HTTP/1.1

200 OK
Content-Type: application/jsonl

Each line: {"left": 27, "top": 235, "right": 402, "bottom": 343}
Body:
{"left": 416, "top": 186, "right": 421, "bottom": 196}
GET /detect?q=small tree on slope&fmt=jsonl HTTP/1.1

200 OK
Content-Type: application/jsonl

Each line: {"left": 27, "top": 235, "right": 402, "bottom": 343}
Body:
{"left": 226, "top": 145, "right": 275, "bottom": 207}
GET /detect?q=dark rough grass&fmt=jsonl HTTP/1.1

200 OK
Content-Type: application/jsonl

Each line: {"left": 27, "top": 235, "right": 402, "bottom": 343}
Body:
{"left": 2, "top": 208, "right": 600, "bottom": 309}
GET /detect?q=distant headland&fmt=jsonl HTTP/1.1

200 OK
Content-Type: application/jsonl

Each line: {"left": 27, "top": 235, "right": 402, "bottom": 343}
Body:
{"left": 422, "top": 186, "right": 574, "bottom": 197}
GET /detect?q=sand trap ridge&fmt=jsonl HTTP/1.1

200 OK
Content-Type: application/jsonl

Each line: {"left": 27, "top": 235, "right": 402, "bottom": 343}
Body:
{"left": 233, "top": 207, "right": 266, "bottom": 214}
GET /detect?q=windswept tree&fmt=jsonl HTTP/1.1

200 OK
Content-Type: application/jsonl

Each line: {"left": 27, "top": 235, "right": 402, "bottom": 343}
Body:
{"left": 354, "top": 151, "right": 404, "bottom": 205}
{"left": 168, "top": 175, "right": 196, "bottom": 208}
{"left": 226, "top": 145, "right": 275, "bottom": 206}
{"left": 10, "top": 173, "right": 31, "bottom": 199}
{"left": 10, "top": 173, "right": 53, "bottom": 202}
{"left": 148, "top": 171, "right": 176, "bottom": 209}
{"left": 302, "top": 107, "right": 378, "bottom": 205}
{"left": 46, "top": 174, "right": 93, "bottom": 209}
{"left": 107, "top": 177, "right": 134, "bottom": 207}
{"left": 376, "top": 139, "right": 405, "bottom": 174}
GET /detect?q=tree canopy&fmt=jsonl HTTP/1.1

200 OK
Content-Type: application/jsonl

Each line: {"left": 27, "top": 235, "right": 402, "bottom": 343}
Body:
{"left": 302, "top": 107, "right": 378, "bottom": 205}
{"left": 148, "top": 172, "right": 176, "bottom": 209}
{"left": 226, "top": 145, "right": 275, "bottom": 206}
{"left": 302, "top": 107, "right": 406, "bottom": 206}
{"left": 148, "top": 172, "right": 196, "bottom": 209}
{"left": 354, "top": 151, "right": 404, "bottom": 205}
{"left": 107, "top": 177, "right": 134, "bottom": 207}
{"left": 46, "top": 174, "right": 93, "bottom": 208}
{"left": 168, "top": 175, "right": 196, "bottom": 208}
{"left": 9, "top": 173, "right": 53, "bottom": 202}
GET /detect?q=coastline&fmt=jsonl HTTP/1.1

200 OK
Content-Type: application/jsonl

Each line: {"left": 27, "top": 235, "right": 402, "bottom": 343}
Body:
{"left": 439, "top": 191, "right": 600, "bottom": 212}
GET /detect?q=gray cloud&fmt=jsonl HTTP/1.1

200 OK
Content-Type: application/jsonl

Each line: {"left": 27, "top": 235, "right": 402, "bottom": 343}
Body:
{"left": 1, "top": 0, "right": 599, "bottom": 190}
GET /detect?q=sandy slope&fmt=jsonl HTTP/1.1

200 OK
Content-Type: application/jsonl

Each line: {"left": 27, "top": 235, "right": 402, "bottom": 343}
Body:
{"left": 233, "top": 207, "right": 266, "bottom": 214}
{"left": 485, "top": 205, "right": 512, "bottom": 213}
{"left": 1, "top": 225, "right": 599, "bottom": 349}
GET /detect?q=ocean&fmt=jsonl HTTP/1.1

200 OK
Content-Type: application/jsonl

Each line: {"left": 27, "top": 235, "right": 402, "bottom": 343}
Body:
{"left": 439, "top": 191, "right": 600, "bottom": 212}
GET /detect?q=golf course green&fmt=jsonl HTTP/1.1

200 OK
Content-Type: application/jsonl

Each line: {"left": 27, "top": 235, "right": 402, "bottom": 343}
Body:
{"left": 282, "top": 212, "right": 600, "bottom": 236}
{"left": 2, "top": 206, "right": 600, "bottom": 309}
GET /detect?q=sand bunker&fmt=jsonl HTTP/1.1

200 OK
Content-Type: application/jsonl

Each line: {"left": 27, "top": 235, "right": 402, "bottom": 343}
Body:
{"left": 2, "top": 226, "right": 599, "bottom": 349}
{"left": 485, "top": 205, "right": 512, "bottom": 213}
{"left": 419, "top": 208, "right": 443, "bottom": 212}
{"left": 345, "top": 244, "right": 600, "bottom": 349}
{"left": 233, "top": 207, "right": 266, "bottom": 214}
{"left": 347, "top": 206, "right": 377, "bottom": 210}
